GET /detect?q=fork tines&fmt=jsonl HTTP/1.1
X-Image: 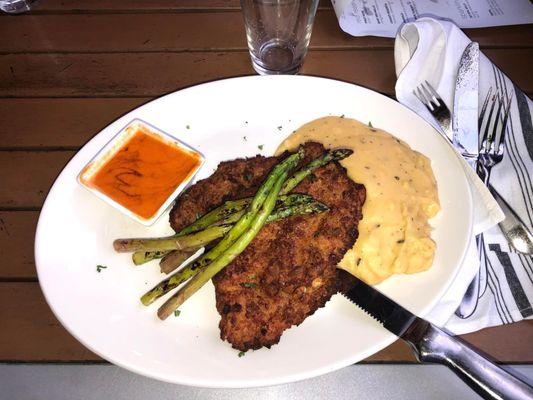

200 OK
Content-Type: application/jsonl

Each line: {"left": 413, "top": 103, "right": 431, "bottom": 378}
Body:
{"left": 479, "top": 89, "right": 513, "bottom": 156}
{"left": 413, "top": 80, "right": 443, "bottom": 111}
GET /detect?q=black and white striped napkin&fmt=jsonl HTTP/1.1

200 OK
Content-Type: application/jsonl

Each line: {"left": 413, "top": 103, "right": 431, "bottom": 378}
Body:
{"left": 474, "top": 67, "right": 533, "bottom": 329}
{"left": 394, "top": 17, "right": 532, "bottom": 334}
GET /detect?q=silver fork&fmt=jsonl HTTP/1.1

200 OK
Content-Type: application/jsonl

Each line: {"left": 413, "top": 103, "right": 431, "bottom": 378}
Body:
{"left": 414, "top": 81, "right": 454, "bottom": 142}
{"left": 477, "top": 89, "right": 512, "bottom": 184}
{"left": 477, "top": 92, "right": 533, "bottom": 255}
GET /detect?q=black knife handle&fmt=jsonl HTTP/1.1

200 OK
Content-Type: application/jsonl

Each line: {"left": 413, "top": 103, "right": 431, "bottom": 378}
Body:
{"left": 404, "top": 322, "right": 533, "bottom": 400}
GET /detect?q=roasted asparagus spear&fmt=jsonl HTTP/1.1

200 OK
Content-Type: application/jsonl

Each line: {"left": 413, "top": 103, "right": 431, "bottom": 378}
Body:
{"left": 157, "top": 162, "right": 290, "bottom": 319}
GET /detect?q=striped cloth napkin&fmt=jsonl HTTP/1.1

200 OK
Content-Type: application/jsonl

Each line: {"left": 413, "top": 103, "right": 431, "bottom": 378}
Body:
{"left": 394, "top": 17, "right": 533, "bottom": 334}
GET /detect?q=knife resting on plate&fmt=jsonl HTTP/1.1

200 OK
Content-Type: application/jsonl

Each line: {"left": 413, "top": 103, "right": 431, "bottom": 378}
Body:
{"left": 343, "top": 279, "right": 533, "bottom": 400}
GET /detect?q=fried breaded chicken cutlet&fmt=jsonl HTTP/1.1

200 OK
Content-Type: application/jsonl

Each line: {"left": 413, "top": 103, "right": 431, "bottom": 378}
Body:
{"left": 169, "top": 142, "right": 365, "bottom": 351}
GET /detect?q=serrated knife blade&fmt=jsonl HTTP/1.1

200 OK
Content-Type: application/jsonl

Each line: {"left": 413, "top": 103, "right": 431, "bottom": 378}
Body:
{"left": 342, "top": 277, "right": 420, "bottom": 338}
{"left": 453, "top": 42, "right": 480, "bottom": 159}
{"left": 342, "top": 278, "right": 533, "bottom": 399}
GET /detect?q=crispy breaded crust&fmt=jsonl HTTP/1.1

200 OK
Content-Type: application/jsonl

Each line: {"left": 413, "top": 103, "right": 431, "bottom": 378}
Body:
{"left": 169, "top": 142, "right": 365, "bottom": 351}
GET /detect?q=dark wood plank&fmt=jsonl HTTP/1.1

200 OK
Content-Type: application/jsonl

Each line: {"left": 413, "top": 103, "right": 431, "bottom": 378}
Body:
{"left": 0, "top": 13, "right": 248, "bottom": 53}
{"left": 0, "top": 52, "right": 255, "bottom": 97}
{"left": 1, "top": 49, "right": 531, "bottom": 98}
{"left": 0, "top": 283, "right": 100, "bottom": 361}
{"left": 28, "top": 0, "right": 331, "bottom": 12}
{"left": 0, "top": 151, "right": 74, "bottom": 208}
{"left": 466, "top": 25, "right": 533, "bottom": 49}
{"left": 0, "top": 11, "right": 377, "bottom": 53}
{"left": 0, "top": 50, "right": 395, "bottom": 97}
{"left": 1, "top": 282, "right": 531, "bottom": 362}
{"left": 2, "top": 13, "right": 532, "bottom": 53}
{"left": 461, "top": 321, "right": 533, "bottom": 363}
{"left": 33, "top": 0, "right": 242, "bottom": 11}
{"left": 0, "top": 98, "right": 149, "bottom": 149}
{"left": 0, "top": 212, "right": 39, "bottom": 279}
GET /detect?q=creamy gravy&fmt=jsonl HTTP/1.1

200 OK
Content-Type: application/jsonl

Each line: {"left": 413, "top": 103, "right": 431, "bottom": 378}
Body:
{"left": 276, "top": 116, "right": 440, "bottom": 285}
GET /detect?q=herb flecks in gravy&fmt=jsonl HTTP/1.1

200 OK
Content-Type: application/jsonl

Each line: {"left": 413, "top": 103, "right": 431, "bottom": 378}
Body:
{"left": 277, "top": 116, "right": 440, "bottom": 285}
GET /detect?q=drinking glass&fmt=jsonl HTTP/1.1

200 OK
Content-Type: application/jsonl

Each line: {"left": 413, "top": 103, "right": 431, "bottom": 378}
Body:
{"left": 0, "top": 0, "right": 37, "bottom": 13}
{"left": 241, "top": 0, "right": 319, "bottom": 75}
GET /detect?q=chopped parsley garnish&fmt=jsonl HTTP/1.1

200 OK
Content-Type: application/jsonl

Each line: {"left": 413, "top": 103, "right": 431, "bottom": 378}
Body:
{"left": 258, "top": 144, "right": 264, "bottom": 150}
{"left": 186, "top": 125, "right": 190, "bottom": 130}
{"left": 174, "top": 310, "right": 181, "bottom": 317}
{"left": 240, "top": 282, "right": 257, "bottom": 288}
{"left": 368, "top": 121, "right": 373, "bottom": 128}
{"left": 96, "top": 265, "right": 107, "bottom": 273}
{"left": 238, "top": 351, "right": 246, "bottom": 357}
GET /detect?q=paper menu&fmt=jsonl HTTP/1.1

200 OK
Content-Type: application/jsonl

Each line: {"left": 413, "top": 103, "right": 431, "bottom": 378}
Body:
{"left": 332, "top": 0, "right": 533, "bottom": 37}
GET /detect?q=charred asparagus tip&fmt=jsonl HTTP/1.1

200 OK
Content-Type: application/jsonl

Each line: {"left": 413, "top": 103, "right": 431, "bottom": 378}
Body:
{"left": 280, "top": 148, "right": 353, "bottom": 195}
{"left": 331, "top": 148, "right": 353, "bottom": 160}
{"left": 141, "top": 287, "right": 164, "bottom": 306}
{"left": 132, "top": 250, "right": 168, "bottom": 266}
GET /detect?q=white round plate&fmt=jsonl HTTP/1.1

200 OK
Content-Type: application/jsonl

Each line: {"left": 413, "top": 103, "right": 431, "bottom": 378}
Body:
{"left": 35, "top": 76, "right": 472, "bottom": 388}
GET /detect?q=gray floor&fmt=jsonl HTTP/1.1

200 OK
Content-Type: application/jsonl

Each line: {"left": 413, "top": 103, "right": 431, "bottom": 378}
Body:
{"left": 1, "top": 364, "right": 532, "bottom": 400}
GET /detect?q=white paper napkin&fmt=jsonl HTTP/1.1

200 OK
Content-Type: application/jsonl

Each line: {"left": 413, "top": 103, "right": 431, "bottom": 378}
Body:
{"left": 394, "top": 17, "right": 533, "bottom": 334}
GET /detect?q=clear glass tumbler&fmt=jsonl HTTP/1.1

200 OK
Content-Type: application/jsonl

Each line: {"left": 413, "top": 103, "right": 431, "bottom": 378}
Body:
{"left": 241, "top": 0, "right": 319, "bottom": 75}
{"left": 0, "top": 0, "right": 37, "bottom": 13}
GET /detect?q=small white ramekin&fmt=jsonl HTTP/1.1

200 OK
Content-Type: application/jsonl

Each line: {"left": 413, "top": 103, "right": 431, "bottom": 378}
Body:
{"left": 78, "top": 119, "right": 204, "bottom": 226}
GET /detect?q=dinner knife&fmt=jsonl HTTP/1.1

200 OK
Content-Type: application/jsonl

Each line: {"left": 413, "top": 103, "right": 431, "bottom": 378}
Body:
{"left": 342, "top": 279, "right": 533, "bottom": 400}
{"left": 452, "top": 41, "right": 479, "bottom": 164}
{"left": 452, "top": 42, "right": 483, "bottom": 319}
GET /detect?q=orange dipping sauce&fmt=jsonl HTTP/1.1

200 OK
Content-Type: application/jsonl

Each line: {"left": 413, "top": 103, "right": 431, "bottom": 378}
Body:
{"left": 80, "top": 124, "right": 202, "bottom": 220}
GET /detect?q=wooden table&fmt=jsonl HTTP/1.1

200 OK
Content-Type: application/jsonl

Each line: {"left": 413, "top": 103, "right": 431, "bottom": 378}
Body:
{"left": 0, "top": 1, "right": 532, "bottom": 368}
